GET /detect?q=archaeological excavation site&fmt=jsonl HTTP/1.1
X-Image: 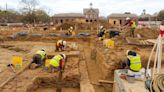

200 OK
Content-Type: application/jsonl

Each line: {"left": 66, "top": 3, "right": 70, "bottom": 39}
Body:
{"left": 0, "top": 1, "right": 164, "bottom": 92}
{"left": 0, "top": 25, "right": 163, "bottom": 92}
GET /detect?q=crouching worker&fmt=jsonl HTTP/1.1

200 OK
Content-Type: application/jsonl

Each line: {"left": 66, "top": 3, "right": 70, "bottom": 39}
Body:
{"left": 66, "top": 26, "right": 75, "bottom": 36}
{"left": 121, "top": 50, "right": 142, "bottom": 72}
{"left": 48, "top": 54, "right": 66, "bottom": 73}
{"left": 30, "top": 49, "right": 46, "bottom": 69}
{"left": 56, "top": 40, "right": 67, "bottom": 52}
{"left": 97, "top": 26, "right": 106, "bottom": 41}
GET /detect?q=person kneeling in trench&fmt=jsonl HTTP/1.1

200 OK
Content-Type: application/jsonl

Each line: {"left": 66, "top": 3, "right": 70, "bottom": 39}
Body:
{"left": 30, "top": 49, "right": 47, "bottom": 69}
{"left": 55, "top": 40, "right": 67, "bottom": 52}
{"left": 48, "top": 54, "right": 66, "bottom": 73}
{"left": 121, "top": 50, "right": 142, "bottom": 72}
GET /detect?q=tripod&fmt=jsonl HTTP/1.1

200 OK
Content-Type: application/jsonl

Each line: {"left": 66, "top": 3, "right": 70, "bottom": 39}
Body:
{"left": 147, "top": 35, "right": 163, "bottom": 79}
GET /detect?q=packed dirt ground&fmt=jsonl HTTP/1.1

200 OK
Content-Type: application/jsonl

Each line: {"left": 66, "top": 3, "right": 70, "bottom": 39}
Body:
{"left": 0, "top": 26, "right": 164, "bottom": 92}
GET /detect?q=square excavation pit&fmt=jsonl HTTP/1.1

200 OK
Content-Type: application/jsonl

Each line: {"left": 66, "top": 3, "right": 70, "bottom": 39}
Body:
{"left": 27, "top": 75, "right": 80, "bottom": 92}
{"left": 26, "top": 56, "right": 80, "bottom": 92}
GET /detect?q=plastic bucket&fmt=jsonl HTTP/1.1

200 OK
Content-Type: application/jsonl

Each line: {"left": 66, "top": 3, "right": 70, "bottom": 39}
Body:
{"left": 12, "top": 56, "right": 23, "bottom": 69}
{"left": 126, "top": 75, "right": 135, "bottom": 83}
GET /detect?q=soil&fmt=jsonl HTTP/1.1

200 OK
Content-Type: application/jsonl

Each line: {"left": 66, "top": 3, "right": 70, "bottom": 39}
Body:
{"left": 35, "top": 88, "right": 80, "bottom": 92}
{"left": 0, "top": 26, "right": 163, "bottom": 92}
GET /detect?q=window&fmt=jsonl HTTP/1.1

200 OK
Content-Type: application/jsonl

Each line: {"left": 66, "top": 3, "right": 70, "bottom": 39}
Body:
{"left": 60, "top": 19, "right": 63, "bottom": 23}
{"left": 120, "top": 20, "right": 122, "bottom": 25}
{"left": 114, "top": 21, "right": 116, "bottom": 25}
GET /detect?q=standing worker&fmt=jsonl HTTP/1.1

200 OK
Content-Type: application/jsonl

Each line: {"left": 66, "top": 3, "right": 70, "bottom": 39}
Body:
{"left": 121, "top": 50, "right": 142, "bottom": 72}
{"left": 48, "top": 54, "right": 66, "bottom": 72}
{"left": 56, "top": 40, "right": 67, "bottom": 52}
{"left": 97, "top": 26, "right": 106, "bottom": 40}
{"left": 125, "top": 17, "right": 137, "bottom": 38}
{"left": 30, "top": 49, "right": 46, "bottom": 69}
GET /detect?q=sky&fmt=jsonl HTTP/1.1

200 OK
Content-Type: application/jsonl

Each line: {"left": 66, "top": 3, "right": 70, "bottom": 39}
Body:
{"left": 0, "top": 0, "right": 163, "bottom": 16}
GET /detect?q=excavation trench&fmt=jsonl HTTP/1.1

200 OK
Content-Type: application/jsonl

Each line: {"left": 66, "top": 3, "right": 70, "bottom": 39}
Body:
{"left": 28, "top": 75, "right": 80, "bottom": 92}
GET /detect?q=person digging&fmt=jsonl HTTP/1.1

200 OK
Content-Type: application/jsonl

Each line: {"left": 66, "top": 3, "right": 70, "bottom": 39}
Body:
{"left": 48, "top": 54, "right": 66, "bottom": 73}
{"left": 124, "top": 17, "right": 137, "bottom": 38}
{"left": 55, "top": 40, "right": 67, "bottom": 52}
{"left": 97, "top": 26, "right": 106, "bottom": 40}
{"left": 30, "top": 49, "right": 47, "bottom": 69}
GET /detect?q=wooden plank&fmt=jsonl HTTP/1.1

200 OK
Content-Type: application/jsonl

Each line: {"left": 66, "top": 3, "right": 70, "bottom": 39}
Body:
{"left": 126, "top": 37, "right": 153, "bottom": 46}
{"left": 112, "top": 82, "right": 115, "bottom": 92}
{"left": 98, "top": 80, "right": 114, "bottom": 84}
{"left": 0, "top": 61, "right": 31, "bottom": 90}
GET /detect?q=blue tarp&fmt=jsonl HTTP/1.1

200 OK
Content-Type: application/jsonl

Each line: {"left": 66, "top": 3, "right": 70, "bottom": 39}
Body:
{"left": 31, "top": 34, "right": 43, "bottom": 37}
{"left": 10, "top": 32, "right": 28, "bottom": 39}
{"left": 47, "top": 33, "right": 60, "bottom": 37}
{"left": 77, "top": 33, "right": 90, "bottom": 37}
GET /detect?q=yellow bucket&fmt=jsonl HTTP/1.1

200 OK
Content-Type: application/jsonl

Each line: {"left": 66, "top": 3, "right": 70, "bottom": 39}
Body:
{"left": 45, "top": 59, "right": 50, "bottom": 67}
{"left": 107, "top": 39, "right": 115, "bottom": 48}
{"left": 12, "top": 56, "right": 23, "bottom": 69}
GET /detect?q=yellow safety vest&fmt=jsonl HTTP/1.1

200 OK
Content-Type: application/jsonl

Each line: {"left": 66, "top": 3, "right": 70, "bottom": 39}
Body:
{"left": 50, "top": 55, "right": 63, "bottom": 67}
{"left": 131, "top": 21, "right": 136, "bottom": 28}
{"left": 57, "top": 40, "right": 63, "bottom": 46}
{"left": 36, "top": 50, "right": 46, "bottom": 60}
{"left": 127, "top": 55, "right": 142, "bottom": 71}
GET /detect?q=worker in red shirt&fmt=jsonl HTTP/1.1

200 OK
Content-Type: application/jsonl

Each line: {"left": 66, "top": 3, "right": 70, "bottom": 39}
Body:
{"left": 56, "top": 40, "right": 67, "bottom": 52}
{"left": 124, "top": 17, "right": 137, "bottom": 38}
{"left": 160, "top": 20, "right": 164, "bottom": 37}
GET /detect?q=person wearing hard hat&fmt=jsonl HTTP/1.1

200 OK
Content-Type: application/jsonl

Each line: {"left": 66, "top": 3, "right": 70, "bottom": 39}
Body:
{"left": 121, "top": 50, "right": 142, "bottom": 72}
{"left": 48, "top": 54, "right": 66, "bottom": 72}
{"left": 56, "top": 40, "right": 67, "bottom": 52}
{"left": 30, "top": 49, "right": 47, "bottom": 69}
{"left": 125, "top": 17, "right": 137, "bottom": 38}
{"left": 97, "top": 26, "right": 106, "bottom": 40}
{"left": 160, "top": 20, "right": 164, "bottom": 37}
{"left": 66, "top": 26, "right": 74, "bottom": 36}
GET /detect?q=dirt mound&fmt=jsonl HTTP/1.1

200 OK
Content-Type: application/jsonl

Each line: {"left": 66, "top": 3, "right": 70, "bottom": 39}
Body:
{"left": 56, "top": 22, "right": 99, "bottom": 30}
{"left": 136, "top": 28, "right": 159, "bottom": 39}
{"left": 56, "top": 23, "right": 74, "bottom": 30}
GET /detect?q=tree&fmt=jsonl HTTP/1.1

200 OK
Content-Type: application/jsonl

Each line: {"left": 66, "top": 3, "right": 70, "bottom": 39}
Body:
{"left": 157, "top": 10, "right": 164, "bottom": 21}
{"left": 34, "top": 9, "right": 50, "bottom": 23}
{"left": 20, "top": 0, "right": 39, "bottom": 23}
{"left": 21, "top": 9, "right": 50, "bottom": 23}
{"left": 21, "top": 0, "right": 39, "bottom": 13}
{"left": 0, "top": 10, "right": 22, "bottom": 23}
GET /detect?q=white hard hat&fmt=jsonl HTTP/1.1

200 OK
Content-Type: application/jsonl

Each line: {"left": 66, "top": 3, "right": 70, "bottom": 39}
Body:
{"left": 70, "top": 26, "right": 73, "bottom": 29}
{"left": 61, "top": 54, "right": 66, "bottom": 60}
{"left": 41, "top": 48, "right": 45, "bottom": 52}
{"left": 63, "top": 41, "right": 67, "bottom": 46}
{"left": 126, "top": 50, "right": 130, "bottom": 56}
{"left": 126, "top": 17, "right": 130, "bottom": 20}
{"left": 100, "top": 26, "right": 103, "bottom": 29}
